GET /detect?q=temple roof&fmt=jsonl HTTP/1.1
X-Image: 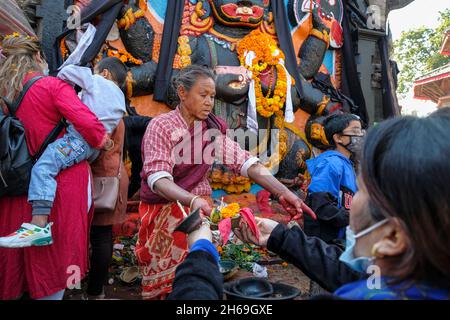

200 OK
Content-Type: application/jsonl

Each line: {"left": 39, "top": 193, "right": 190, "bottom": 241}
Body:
{"left": 440, "top": 30, "right": 450, "bottom": 55}
{"left": 413, "top": 30, "right": 450, "bottom": 103}
{"left": 413, "top": 64, "right": 450, "bottom": 102}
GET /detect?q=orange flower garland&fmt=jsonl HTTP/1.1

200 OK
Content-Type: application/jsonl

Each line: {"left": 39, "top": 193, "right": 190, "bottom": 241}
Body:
{"left": 236, "top": 30, "right": 299, "bottom": 167}
{"left": 209, "top": 168, "right": 251, "bottom": 194}
{"left": 106, "top": 47, "right": 142, "bottom": 65}
{"left": 220, "top": 203, "right": 241, "bottom": 219}
{"left": 237, "top": 30, "right": 289, "bottom": 118}
{"left": 255, "top": 64, "right": 288, "bottom": 118}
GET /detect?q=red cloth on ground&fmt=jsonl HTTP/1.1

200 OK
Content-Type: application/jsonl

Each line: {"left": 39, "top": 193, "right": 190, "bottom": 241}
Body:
{"left": 0, "top": 73, "right": 106, "bottom": 299}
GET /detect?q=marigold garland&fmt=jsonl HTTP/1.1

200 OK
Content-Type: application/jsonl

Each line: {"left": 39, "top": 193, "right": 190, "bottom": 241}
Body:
{"left": 220, "top": 203, "right": 241, "bottom": 219}
{"left": 237, "top": 29, "right": 289, "bottom": 118}
{"left": 209, "top": 168, "right": 251, "bottom": 194}
{"left": 106, "top": 47, "right": 142, "bottom": 65}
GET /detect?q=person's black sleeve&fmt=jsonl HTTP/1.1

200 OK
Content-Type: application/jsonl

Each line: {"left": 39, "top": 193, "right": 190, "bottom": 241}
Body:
{"left": 307, "top": 192, "right": 349, "bottom": 228}
{"left": 124, "top": 115, "right": 151, "bottom": 134}
{"left": 267, "top": 224, "right": 365, "bottom": 292}
{"left": 168, "top": 250, "right": 223, "bottom": 300}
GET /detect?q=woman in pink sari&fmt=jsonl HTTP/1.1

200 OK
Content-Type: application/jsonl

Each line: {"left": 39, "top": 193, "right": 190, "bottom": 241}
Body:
{"left": 136, "top": 65, "right": 316, "bottom": 299}
{"left": 0, "top": 34, "right": 107, "bottom": 299}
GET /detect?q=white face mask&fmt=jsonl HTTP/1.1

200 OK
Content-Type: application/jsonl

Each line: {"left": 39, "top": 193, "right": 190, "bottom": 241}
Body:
{"left": 339, "top": 219, "right": 389, "bottom": 273}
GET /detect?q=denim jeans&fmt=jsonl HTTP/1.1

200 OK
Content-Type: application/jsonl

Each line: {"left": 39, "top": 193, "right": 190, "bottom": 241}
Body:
{"left": 28, "top": 126, "right": 99, "bottom": 205}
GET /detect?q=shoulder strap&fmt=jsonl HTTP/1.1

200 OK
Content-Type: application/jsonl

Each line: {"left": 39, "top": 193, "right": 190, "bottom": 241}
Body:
{"left": 118, "top": 147, "right": 123, "bottom": 178}
{"left": 9, "top": 76, "right": 44, "bottom": 116}
{"left": 32, "top": 118, "right": 67, "bottom": 163}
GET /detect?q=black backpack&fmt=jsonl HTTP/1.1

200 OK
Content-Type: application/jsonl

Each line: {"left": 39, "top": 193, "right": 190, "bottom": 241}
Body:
{"left": 0, "top": 76, "right": 66, "bottom": 197}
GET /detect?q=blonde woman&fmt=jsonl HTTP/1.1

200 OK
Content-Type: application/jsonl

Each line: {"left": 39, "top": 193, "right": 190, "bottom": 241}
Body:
{"left": 0, "top": 34, "right": 106, "bottom": 300}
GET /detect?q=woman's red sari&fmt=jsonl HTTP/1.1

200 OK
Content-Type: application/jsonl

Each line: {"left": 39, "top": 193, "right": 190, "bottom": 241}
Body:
{"left": 136, "top": 108, "right": 251, "bottom": 299}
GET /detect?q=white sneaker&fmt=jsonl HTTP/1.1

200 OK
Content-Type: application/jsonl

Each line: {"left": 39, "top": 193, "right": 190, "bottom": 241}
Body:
{"left": 0, "top": 222, "right": 53, "bottom": 248}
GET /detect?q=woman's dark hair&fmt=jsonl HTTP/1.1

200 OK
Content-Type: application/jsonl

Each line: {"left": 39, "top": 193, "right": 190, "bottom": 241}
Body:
{"left": 323, "top": 113, "right": 361, "bottom": 147}
{"left": 172, "top": 64, "right": 216, "bottom": 93}
{"left": 168, "top": 64, "right": 216, "bottom": 107}
{"left": 96, "top": 57, "right": 127, "bottom": 90}
{"left": 361, "top": 115, "right": 450, "bottom": 288}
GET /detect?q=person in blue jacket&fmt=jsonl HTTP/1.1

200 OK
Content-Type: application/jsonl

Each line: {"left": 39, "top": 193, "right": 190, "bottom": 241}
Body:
{"left": 304, "top": 113, "right": 364, "bottom": 244}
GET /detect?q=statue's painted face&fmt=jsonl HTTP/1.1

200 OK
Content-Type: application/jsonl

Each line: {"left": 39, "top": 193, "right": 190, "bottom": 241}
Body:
{"left": 209, "top": 0, "right": 269, "bottom": 27}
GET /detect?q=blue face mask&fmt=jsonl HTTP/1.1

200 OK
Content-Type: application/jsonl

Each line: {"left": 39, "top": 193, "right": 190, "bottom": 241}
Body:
{"left": 339, "top": 219, "right": 389, "bottom": 273}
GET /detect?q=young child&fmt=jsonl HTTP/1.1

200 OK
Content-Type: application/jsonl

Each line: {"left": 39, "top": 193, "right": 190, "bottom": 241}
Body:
{"left": 304, "top": 113, "right": 364, "bottom": 245}
{"left": 0, "top": 57, "right": 127, "bottom": 248}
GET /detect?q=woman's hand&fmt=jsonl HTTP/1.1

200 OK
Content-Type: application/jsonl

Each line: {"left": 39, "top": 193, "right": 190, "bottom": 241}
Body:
{"left": 234, "top": 217, "right": 279, "bottom": 248}
{"left": 100, "top": 135, "right": 114, "bottom": 151}
{"left": 191, "top": 197, "right": 213, "bottom": 217}
{"left": 246, "top": 163, "right": 316, "bottom": 225}
{"left": 278, "top": 190, "right": 317, "bottom": 227}
{"left": 187, "top": 220, "right": 212, "bottom": 248}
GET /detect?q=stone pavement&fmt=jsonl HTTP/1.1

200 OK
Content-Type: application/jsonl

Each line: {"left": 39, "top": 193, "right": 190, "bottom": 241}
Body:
{"left": 64, "top": 261, "right": 328, "bottom": 300}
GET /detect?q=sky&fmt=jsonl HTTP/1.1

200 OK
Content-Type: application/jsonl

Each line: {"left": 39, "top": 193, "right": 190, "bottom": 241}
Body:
{"left": 387, "top": 0, "right": 450, "bottom": 116}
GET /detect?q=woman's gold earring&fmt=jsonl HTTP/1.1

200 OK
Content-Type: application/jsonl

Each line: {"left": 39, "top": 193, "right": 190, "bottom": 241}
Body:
{"left": 371, "top": 243, "right": 385, "bottom": 259}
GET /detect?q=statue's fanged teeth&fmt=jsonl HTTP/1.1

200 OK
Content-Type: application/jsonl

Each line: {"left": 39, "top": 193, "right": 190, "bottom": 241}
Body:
{"left": 236, "top": 7, "right": 254, "bottom": 15}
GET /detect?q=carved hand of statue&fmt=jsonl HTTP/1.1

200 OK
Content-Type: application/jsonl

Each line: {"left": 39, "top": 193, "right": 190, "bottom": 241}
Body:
{"left": 279, "top": 173, "right": 307, "bottom": 189}
{"left": 119, "top": 0, "right": 140, "bottom": 18}
{"left": 214, "top": 72, "right": 249, "bottom": 104}
{"left": 311, "top": 9, "right": 329, "bottom": 33}
{"left": 117, "top": 0, "right": 154, "bottom": 65}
